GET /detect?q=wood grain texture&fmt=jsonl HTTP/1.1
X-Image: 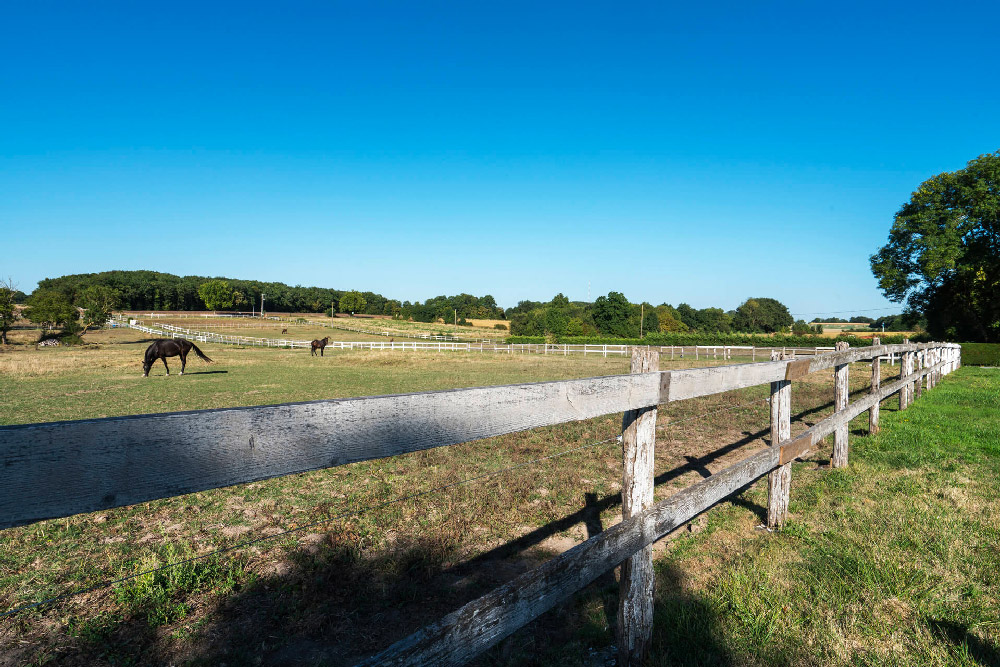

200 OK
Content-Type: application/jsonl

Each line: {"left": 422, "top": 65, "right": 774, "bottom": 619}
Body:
{"left": 618, "top": 349, "right": 658, "bottom": 666}
{"left": 900, "top": 341, "right": 913, "bottom": 410}
{"left": 869, "top": 338, "right": 881, "bottom": 435}
{"left": 767, "top": 376, "right": 792, "bottom": 529}
{"left": 357, "top": 447, "right": 780, "bottom": 667}
{"left": 832, "top": 341, "right": 850, "bottom": 468}
{"left": 661, "top": 343, "right": 957, "bottom": 403}
{"left": 0, "top": 373, "right": 662, "bottom": 529}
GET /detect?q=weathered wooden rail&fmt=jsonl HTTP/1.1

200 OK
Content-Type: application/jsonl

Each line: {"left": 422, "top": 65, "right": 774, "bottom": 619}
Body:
{"left": 0, "top": 341, "right": 961, "bottom": 664}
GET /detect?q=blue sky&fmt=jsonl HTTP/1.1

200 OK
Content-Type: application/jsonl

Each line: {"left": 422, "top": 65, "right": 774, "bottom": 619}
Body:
{"left": 2, "top": 2, "right": 998, "bottom": 316}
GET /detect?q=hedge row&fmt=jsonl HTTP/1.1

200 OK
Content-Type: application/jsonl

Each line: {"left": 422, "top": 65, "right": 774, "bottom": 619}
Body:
{"left": 506, "top": 332, "right": 922, "bottom": 347}
{"left": 959, "top": 343, "right": 1000, "bottom": 366}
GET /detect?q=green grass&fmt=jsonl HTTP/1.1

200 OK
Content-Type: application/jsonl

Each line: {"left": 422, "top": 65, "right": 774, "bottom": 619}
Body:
{"left": 3, "top": 333, "right": 996, "bottom": 666}
{"left": 471, "top": 367, "right": 999, "bottom": 667}
{"left": 0, "top": 331, "right": 630, "bottom": 425}
{"left": 648, "top": 367, "right": 999, "bottom": 666}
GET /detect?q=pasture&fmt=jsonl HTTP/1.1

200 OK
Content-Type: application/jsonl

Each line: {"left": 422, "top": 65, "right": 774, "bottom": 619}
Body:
{"left": 134, "top": 316, "right": 392, "bottom": 344}
{"left": 0, "top": 332, "right": 996, "bottom": 666}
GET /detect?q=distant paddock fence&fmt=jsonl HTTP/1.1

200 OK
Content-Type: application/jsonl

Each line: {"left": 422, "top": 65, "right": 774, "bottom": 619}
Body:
{"left": 120, "top": 311, "right": 506, "bottom": 343}
{"left": 115, "top": 316, "right": 853, "bottom": 361}
{"left": 0, "top": 340, "right": 961, "bottom": 664}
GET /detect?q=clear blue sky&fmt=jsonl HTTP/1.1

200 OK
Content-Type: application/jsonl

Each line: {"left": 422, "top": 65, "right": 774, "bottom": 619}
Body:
{"left": 3, "top": 2, "right": 998, "bottom": 316}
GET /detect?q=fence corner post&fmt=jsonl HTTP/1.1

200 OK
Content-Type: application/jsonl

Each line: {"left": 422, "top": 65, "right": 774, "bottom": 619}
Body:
{"left": 869, "top": 337, "right": 881, "bottom": 434}
{"left": 832, "top": 341, "right": 850, "bottom": 468}
{"left": 767, "top": 350, "right": 792, "bottom": 529}
{"left": 618, "top": 347, "right": 658, "bottom": 666}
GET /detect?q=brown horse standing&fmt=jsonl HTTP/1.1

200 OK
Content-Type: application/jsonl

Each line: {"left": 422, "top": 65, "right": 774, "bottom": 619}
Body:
{"left": 311, "top": 337, "right": 330, "bottom": 356}
{"left": 143, "top": 339, "right": 213, "bottom": 377}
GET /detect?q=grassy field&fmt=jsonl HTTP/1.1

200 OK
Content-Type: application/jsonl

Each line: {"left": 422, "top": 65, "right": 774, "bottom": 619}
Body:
{"left": 136, "top": 317, "right": 392, "bottom": 343}
{"left": 814, "top": 323, "right": 919, "bottom": 340}
{"left": 0, "top": 333, "right": 995, "bottom": 666}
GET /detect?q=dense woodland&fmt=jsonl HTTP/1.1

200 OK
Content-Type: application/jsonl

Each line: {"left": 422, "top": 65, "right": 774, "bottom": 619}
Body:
{"left": 30, "top": 271, "right": 504, "bottom": 321}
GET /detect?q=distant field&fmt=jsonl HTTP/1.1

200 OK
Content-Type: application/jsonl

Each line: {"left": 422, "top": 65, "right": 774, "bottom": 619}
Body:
{"left": 814, "top": 323, "right": 919, "bottom": 339}
{"left": 467, "top": 318, "right": 508, "bottom": 330}
{"left": 138, "top": 316, "right": 390, "bottom": 343}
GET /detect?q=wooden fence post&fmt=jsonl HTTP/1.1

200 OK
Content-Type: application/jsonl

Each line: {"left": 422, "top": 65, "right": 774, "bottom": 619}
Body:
{"left": 869, "top": 337, "right": 881, "bottom": 434}
{"left": 900, "top": 339, "right": 913, "bottom": 410}
{"left": 618, "top": 348, "right": 658, "bottom": 666}
{"left": 832, "top": 341, "right": 850, "bottom": 468}
{"left": 767, "top": 351, "right": 792, "bottom": 529}
{"left": 914, "top": 348, "right": 923, "bottom": 400}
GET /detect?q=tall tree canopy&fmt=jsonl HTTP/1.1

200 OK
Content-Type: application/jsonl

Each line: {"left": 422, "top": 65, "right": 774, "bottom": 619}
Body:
{"left": 0, "top": 278, "right": 20, "bottom": 345}
{"left": 24, "top": 289, "right": 78, "bottom": 332}
{"left": 870, "top": 150, "right": 1000, "bottom": 342}
{"left": 339, "top": 290, "right": 367, "bottom": 315}
{"left": 731, "top": 297, "right": 793, "bottom": 333}
{"left": 198, "top": 279, "right": 239, "bottom": 312}
{"left": 77, "top": 285, "right": 122, "bottom": 334}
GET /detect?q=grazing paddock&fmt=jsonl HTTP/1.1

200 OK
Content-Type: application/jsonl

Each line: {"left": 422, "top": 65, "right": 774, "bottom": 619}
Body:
{"left": 135, "top": 317, "right": 391, "bottom": 344}
{"left": 0, "top": 336, "right": 993, "bottom": 666}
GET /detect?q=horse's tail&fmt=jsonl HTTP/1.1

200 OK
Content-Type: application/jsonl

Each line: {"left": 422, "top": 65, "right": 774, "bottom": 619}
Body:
{"left": 189, "top": 342, "right": 213, "bottom": 363}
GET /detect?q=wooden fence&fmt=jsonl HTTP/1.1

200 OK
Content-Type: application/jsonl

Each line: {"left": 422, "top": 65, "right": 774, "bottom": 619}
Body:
{"left": 0, "top": 341, "right": 961, "bottom": 664}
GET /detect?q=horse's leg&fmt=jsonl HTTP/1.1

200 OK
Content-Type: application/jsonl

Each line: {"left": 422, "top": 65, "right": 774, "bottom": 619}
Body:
{"left": 320, "top": 345, "right": 324, "bottom": 357}
{"left": 180, "top": 350, "right": 187, "bottom": 375}
{"left": 161, "top": 356, "right": 170, "bottom": 376}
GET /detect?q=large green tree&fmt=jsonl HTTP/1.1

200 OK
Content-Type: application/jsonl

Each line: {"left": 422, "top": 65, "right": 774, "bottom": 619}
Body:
{"left": 591, "top": 291, "right": 635, "bottom": 337}
{"left": 0, "top": 278, "right": 20, "bottom": 345}
{"left": 198, "top": 279, "right": 238, "bottom": 312}
{"left": 339, "top": 290, "right": 367, "bottom": 315}
{"left": 24, "top": 289, "right": 78, "bottom": 332}
{"left": 870, "top": 150, "right": 1000, "bottom": 342}
{"left": 731, "top": 297, "right": 793, "bottom": 333}
{"left": 77, "top": 285, "right": 122, "bottom": 334}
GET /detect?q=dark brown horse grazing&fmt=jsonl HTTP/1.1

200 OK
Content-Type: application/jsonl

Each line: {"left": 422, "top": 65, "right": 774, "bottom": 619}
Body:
{"left": 143, "top": 339, "right": 213, "bottom": 377}
{"left": 310, "top": 337, "right": 330, "bottom": 357}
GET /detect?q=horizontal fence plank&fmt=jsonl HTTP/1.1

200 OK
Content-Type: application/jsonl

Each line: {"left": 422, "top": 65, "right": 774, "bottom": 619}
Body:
{"left": 358, "top": 446, "right": 779, "bottom": 666}
{"left": 779, "top": 359, "right": 946, "bottom": 464}
{"left": 0, "top": 373, "right": 661, "bottom": 529}
{"left": 359, "top": 351, "right": 957, "bottom": 666}
{"left": 663, "top": 344, "right": 957, "bottom": 402}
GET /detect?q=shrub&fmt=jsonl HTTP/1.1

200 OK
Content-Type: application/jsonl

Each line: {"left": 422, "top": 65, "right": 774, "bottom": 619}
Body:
{"left": 493, "top": 323, "right": 508, "bottom": 330}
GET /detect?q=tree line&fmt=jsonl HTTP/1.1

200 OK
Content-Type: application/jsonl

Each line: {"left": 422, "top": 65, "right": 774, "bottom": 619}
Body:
{"left": 507, "top": 293, "right": 808, "bottom": 338}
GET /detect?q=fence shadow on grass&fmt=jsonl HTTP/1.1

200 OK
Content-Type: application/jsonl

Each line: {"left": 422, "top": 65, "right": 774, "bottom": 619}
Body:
{"left": 927, "top": 618, "right": 1000, "bottom": 667}
{"left": 65, "top": 385, "right": 896, "bottom": 665}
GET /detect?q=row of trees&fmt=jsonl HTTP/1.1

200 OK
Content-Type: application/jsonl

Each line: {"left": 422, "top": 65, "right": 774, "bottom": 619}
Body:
{"left": 30, "top": 271, "right": 508, "bottom": 323}
{"left": 398, "top": 294, "right": 504, "bottom": 323}
{"left": 508, "top": 293, "right": 801, "bottom": 338}
{"left": 0, "top": 278, "right": 123, "bottom": 343}
{"left": 32, "top": 271, "right": 403, "bottom": 316}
